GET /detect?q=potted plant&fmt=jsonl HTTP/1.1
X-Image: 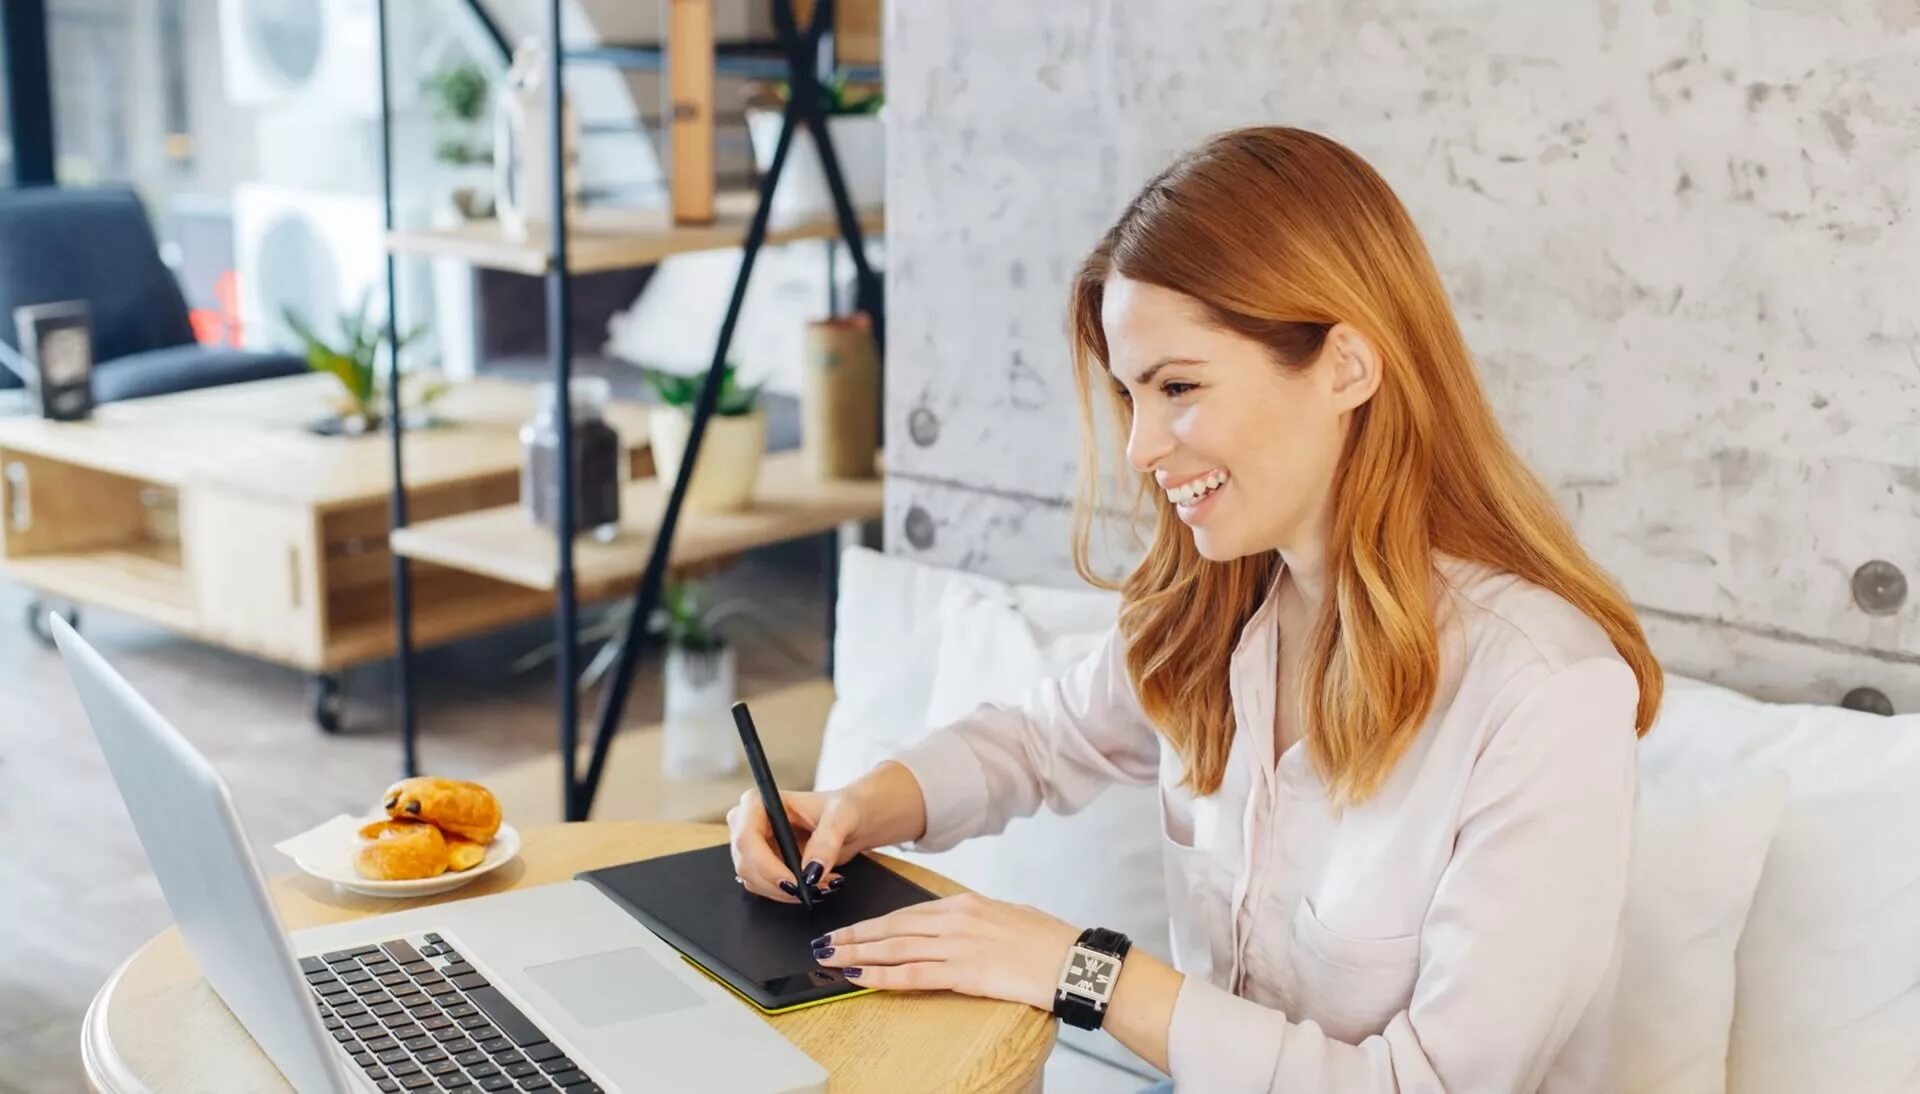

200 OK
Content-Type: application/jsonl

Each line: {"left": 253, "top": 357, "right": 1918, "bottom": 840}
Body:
{"left": 282, "top": 293, "right": 442, "bottom": 435}
{"left": 424, "top": 60, "right": 495, "bottom": 221}
{"left": 656, "top": 579, "right": 743, "bottom": 779}
{"left": 744, "top": 74, "right": 885, "bottom": 226}
{"left": 643, "top": 364, "right": 766, "bottom": 513}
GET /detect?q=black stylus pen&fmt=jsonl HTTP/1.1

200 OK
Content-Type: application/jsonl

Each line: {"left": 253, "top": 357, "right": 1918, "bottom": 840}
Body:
{"left": 731, "top": 701, "right": 814, "bottom": 911}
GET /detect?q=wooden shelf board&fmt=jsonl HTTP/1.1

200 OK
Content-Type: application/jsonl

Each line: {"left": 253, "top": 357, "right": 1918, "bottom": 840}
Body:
{"left": 385, "top": 192, "right": 883, "bottom": 275}
{"left": 388, "top": 450, "right": 882, "bottom": 595}
{"left": 0, "top": 542, "right": 193, "bottom": 631}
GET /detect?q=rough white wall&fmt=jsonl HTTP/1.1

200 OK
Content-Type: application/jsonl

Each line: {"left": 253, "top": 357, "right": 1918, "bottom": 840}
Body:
{"left": 882, "top": 0, "right": 1920, "bottom": 710}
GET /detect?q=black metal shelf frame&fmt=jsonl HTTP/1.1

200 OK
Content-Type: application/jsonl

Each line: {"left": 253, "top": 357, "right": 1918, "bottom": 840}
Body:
{"left": 372, "top": 0, "right": 884, "bottom": 821}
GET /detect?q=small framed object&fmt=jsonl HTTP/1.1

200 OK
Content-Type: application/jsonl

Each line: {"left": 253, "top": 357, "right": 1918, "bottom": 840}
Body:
{"left": 13, "top": 301, "right": 95, "bottom": 421}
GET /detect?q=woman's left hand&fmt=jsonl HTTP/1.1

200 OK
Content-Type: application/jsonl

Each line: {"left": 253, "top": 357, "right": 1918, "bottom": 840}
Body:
{"left": 810, "top": 891, "right": 1080, "bottom": 1011}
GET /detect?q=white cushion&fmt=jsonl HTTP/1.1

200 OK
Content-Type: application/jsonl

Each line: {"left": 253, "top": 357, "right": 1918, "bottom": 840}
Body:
{"left": 1639, "top": 676, "right": 1920, "bottom": 1093}
{"left": 1611, "top": 773, "right": 1788, "bottom": 1094}
{"left": 817, "top": 549, "right": 1163, "bottom": 1079}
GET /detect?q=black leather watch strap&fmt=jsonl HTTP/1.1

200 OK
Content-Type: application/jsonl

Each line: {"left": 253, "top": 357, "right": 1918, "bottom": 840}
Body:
{"left": 1053, "top": 927, "right": 1132, "bottom": 1031}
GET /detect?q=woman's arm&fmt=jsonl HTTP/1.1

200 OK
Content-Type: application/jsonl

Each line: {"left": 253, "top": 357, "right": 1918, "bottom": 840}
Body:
{"left": 1154, "top": 658, "right": 1638, "bottom": 1091}
{"left": 887, "top": 624, "right": 1161, "bottom": 852}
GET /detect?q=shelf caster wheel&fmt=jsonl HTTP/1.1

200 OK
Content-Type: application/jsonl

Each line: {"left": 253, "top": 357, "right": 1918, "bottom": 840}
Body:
{"left": 27, "top": 600, "right": 79, "bottom": 648}
{"left": 311, "top": 672, "right": 347, "bottom": 734}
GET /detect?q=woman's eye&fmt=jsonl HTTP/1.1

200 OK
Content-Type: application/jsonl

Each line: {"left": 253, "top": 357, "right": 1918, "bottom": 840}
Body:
{"left": 1162, "top": 381, "right": 1196, "bottom": 398}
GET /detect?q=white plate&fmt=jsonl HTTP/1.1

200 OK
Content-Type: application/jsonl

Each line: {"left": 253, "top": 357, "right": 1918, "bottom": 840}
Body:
{"left": 282, "top": 818, "right": 521, "bottom": 899}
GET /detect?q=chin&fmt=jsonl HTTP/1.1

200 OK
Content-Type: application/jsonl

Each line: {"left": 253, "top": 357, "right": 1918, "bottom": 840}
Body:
{"left": 1189, "top": 528, "right": 1258, "bottom": 562}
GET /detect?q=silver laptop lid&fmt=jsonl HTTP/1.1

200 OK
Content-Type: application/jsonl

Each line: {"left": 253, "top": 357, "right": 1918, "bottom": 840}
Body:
{"left": 53, "top": 615, "right": 347, "bottom": 1093}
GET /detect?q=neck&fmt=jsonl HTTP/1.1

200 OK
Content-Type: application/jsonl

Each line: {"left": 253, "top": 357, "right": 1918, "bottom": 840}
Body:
{"left": 1276, "top": 537, "right": 1329, "bottom": 615}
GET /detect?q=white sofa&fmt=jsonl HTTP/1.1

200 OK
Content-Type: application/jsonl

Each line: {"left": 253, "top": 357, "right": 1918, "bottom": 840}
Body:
{"left": 817, "top": 547, "right": 1920, "bottom": 1093}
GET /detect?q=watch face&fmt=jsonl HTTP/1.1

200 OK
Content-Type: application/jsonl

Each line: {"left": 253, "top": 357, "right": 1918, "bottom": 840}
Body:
{"left": 1062, "top": 947, "right": 1118, "bottom": 1000}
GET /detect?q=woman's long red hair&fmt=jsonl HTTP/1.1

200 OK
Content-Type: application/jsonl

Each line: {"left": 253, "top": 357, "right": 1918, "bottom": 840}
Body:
{"left": 1069, "top": 127, "right": 1660, "bottom": 802}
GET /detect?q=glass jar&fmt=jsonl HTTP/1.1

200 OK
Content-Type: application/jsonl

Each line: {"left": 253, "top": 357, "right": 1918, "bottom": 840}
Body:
{"left": 520, "top": 377, "right": 622, "bottom": 542}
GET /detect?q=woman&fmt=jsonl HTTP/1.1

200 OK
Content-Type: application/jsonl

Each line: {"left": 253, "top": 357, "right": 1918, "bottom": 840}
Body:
{"left": 727, "top": 127, "right": 1661, "bottom": 1092}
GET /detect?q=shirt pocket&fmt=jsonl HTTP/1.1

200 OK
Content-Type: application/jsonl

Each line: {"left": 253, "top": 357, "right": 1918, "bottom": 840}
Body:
{"left": 1159, "top": 777, "right": 1237, "bottom": 986}
{"left": 1283, "top": 896, "right": 1421, "bottom": 1043}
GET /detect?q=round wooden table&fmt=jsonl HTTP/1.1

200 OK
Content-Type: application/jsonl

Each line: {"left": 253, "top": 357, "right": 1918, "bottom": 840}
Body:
{"left": 83, "top": 822, "right": 1054, "bottom": 1093}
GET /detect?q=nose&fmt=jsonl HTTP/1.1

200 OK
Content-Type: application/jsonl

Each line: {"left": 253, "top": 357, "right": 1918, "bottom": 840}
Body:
{"left": 1125, "top": 403, "right": 1174, "bottom": 475}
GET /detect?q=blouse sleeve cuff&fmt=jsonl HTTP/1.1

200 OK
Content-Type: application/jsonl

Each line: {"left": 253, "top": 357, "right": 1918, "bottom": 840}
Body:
{"left": 887, "top": 730, "right": 991, "bottom": 852}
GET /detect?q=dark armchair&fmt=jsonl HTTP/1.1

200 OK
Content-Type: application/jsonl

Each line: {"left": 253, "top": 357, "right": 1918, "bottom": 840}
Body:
{"left": 0, "top": 186, "right": 305, "bottom": 403}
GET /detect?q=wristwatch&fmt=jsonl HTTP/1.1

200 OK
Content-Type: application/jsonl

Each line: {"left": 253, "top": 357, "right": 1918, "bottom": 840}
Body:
{"left": 1053, "top": 927, "right": 1131, "bottom": 1031}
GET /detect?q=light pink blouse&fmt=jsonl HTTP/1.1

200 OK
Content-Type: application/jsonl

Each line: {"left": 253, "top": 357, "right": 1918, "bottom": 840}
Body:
{"left": 891, "top": 557, "right": 1639, "bottom": 1092}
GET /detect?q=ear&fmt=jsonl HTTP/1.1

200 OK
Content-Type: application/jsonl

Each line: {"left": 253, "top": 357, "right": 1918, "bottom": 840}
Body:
{"left": 1324, "top": 323, "right": 1383, "bottom": 412}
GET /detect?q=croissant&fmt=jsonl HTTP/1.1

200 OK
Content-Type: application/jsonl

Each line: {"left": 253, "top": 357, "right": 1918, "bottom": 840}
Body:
{"left": 354, "top": 820, "right": 449, "bottom": 881}
{"left": 381, "top": 777, "right": 501, "bottom": 843}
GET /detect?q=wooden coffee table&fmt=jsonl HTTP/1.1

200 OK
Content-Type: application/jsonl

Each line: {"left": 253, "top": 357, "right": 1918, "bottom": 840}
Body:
{"left": 0, "top": 376, "right": 653, "bottom": 716}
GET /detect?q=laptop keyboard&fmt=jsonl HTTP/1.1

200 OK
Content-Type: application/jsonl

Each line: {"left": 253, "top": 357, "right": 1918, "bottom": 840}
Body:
{"left": 303, "top": 932, "right": 604, "bottom": 1093}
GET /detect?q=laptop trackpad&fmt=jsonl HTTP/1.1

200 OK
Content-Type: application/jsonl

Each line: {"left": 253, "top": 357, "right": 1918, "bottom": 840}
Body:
{"left": 524, "top": 947, "right": 703, "bottom": 1029}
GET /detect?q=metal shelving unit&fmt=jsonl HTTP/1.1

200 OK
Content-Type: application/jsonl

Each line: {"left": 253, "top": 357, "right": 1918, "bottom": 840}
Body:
{"left": 372, "top": 0, "right": 884, "bottom": 821}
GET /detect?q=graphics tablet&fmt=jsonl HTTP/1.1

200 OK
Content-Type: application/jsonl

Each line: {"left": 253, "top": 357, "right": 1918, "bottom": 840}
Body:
{"left": 578, "top": 844, "right": 941, "bottom": 1013}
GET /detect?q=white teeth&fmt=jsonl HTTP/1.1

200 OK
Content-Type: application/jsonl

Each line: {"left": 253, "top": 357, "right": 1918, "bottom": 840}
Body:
{"left": 1166, "top": 471, "right": 1229, "bottom": 506}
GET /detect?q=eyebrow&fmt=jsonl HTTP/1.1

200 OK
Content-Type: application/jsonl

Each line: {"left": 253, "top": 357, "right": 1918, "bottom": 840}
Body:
{"left": 1127, "top": 356, "right": 1207, "bottom": 387}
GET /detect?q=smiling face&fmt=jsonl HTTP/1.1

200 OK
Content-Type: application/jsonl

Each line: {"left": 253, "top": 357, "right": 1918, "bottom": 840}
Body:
{"left": 1103, "top": 274, "right": 1376, "bottom": 563}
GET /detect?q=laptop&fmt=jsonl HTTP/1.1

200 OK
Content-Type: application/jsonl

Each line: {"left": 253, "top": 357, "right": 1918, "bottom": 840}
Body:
{"left": 53, "top": 615, "right": 829, "bottom": 1094}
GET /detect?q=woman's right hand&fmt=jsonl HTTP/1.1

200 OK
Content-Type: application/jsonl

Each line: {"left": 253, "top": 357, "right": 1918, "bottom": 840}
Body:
{"left": 725, "top": 786, "right": 869, "bottom": 905}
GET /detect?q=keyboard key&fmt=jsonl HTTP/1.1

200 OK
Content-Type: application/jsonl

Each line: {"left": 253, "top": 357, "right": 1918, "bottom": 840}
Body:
{"left": 331, "top": 1028, "right": 356, "bottom": 1043}
{"left": 400, "top": 1073, "right": 436, "bottom": 1090}
{"left": 479, "top": 1079, "right": 513, "bottom": 1093}
{"left": 377, "top": 1049, "right": 410, "bottom": 1066}
{"left": 455, "top": 1050, "right": 489, "bottom": 1067}
{"left": 504, "top": 1063, "right": 539, "bottom": 1079}
{"left": 442, "top": 1038, "right": 475, "bottom": 1056}
{"left": 451, "top": 973, "right": 490, "bottom": 992}
{"left": 363, "top": 956, "right": 397, "bottom": 971}
{"left": 347, "top": 1013, "right": 382, "bottom": 1031}
{"left": 469, "top": 1063, "right": 501, "bottom": 1080}
{"left": 464, "top": 1024, "right": 498, "bottom": 1044}
{"left": 381, "top": 973, "right": 413, "bottom": 988}
{"left": 353, "top": 981, "right": 388, "bottom": 997}
{"left": 442, "top": 962, "right": 476, "bottom": 978}
{"left": 340, "top": 968, "right": 373, "bottom": 983}
{"left": 522, "top": 1043, "right": 563, "bottom": 1063}
{"left": 324, "top": 1016, "right": 344, "bottom": 1031}
{"left": 456, "top": 1014, "right": 493, "bottom": 1031}
{"left": 335, "top": 1003, "right": 368, "bottom": 1018}
{"left": 408, "top": 1001, "right": 442, "bottom": 1017}
{"left": 364, "top": 1035, "right": 398, "bottom": 1053}
{"left": 547, "top": 1073, "right": 588, "bottom": 1089}
{"left": 439, "top": 1077, "right": 473, "bottom": 1090}
{"left": 351, "top": 1050, "right": 375, "bottom": 1066}
{"left": 349, "top": 945, "right": 382, "bottom": 957}
{"left": 318, "top": 983, "right": 352, "bottom": 999}
{"left": 425, "top": 982, "right": 458, "bottom": 998}
{"left": 395, "top": 989, "right": 430, "bottom": 1005}
{"left": 516, "top": 1082, "right": 554, "bottom": 1093}
{"left": 427, "top": 1059, "right": 461, "bottom": 1077}
{"left": 537, "top": 1058, "right": 576, "bottom": 1075}
{"left": 390, "top": 1059, "right": 424, "bottom": 1077}
{"left": 421, "top": 1015, "right": 454, "bottom": 1032}
{"left": 437, "top": 948, "right": 463, "bottom": 963}
{"left": 384, "top": 939, "right": 425, "bottom": 965}
{"left": 492, "top": 1051, "right": 525, "bottom": 1068}
{"left": 324, "top": 950, "right": 361, "bottom": 966}
{"left": 425, "top": 933, "right": 444, "bottom": 944}
{"left": 466, "top": 988, "right": 543, "bottom": 1048}
{"left": 363, "top": 1065, "right": 387, "bottom": 1080}
{"left": 378, "top": 1081, "right": 402, "bottom": 1094}
{"left": 383, "top": 1011, "right": 417, "bottom": 1029}
{"left": 434, "top": 1026, "right": 467, "bottom": 1043}
{"left": 443, "top": 1004, "right": 478, "bottom": 1020}
{"left": 403, "top": 1035, "right": 436, "bottom": 1052}
{"left": 417, "top": 1048, "right": 448, "bottom": 1064}
{"left": 480, "top": 1038, "right": 514, "bottom": 1056}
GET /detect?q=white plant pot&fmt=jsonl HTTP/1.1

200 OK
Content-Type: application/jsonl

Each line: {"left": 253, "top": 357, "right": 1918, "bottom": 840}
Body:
{"left": 647, "top": 407, "right": 766, "bottom": 513}
{"left": 746, "top": 110, "right": 885, "bottom": 227}
{"left": 662, "top": 644, "right": 741, "bottom": 779}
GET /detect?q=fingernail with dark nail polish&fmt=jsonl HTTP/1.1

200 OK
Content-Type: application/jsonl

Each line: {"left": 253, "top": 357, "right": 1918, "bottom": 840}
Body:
{"left": 843, "top": 967, "right": 862, "bottom": 978}
{"left": 779, "top": 881, "right": 799, "bottom": 897}
{"left": 810, "top": 934, "right": 831, "bottom": 948}
{"left": 828, "top": 876, "right": 845, "bottom": 890}
{"left": 802, "top": 861, "right": 824, "bottom": 887}
{"left": 812, "top": 947, "right": 834, "bottom": 960}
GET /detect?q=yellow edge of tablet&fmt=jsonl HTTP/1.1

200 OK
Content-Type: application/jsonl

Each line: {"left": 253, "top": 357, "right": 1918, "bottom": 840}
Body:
{"left": 678, "top": 952, "right": 876, "bottom": 1015}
